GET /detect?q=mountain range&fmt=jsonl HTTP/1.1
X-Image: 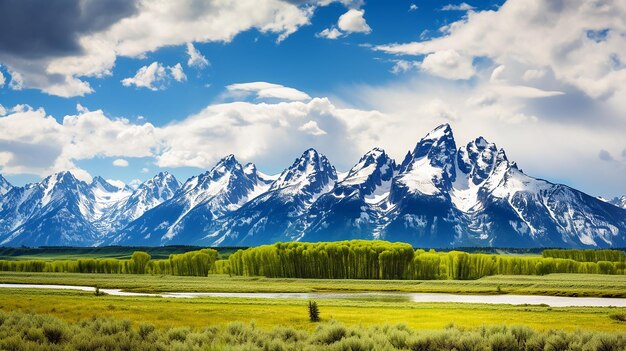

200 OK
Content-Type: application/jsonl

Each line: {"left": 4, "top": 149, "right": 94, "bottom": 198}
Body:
{"left": 1, "top": 124, "right": 625, "bottom": 248}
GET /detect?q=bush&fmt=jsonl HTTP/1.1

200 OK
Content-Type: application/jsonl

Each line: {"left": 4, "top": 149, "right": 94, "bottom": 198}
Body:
{"left": 488, "top": 332, "right": 518, "bottom": 351}
{"left": 315, "top": 323, "right": 347, "bottom": 345}
{"left": 42, "top": 323, "right": 66, "bottom": 344}
{"left": 609, "top": 313, "right": 626, "bottom": 322}
{"left": 138, "top": 323, "right": 155, "bottom": 339}
{"left": 167, "top": 327, "right": 189, "bottom": 342}
{"left": 0, "top": 310, "right": 624, "bottom": 351}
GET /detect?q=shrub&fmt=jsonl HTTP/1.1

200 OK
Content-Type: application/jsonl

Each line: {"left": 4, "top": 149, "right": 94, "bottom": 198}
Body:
{"left": 42, "top": 323, "right": 65, "bottom": 344}
{"left": 167, "top": 327, "right": 189, "bottom": 342}
{"left": 488, "top": 332, "right": 518, "bottom": 351}
{"left": 544, "top": 334, "right": 570, "bottom": 351}
{"left": 0, "top": 310, "right": 624, "bottom": 351}
{"left": 139, "top": 323, "right": 155, "bottom": 339}
{"left": 315, "top": 323, "right": 347, "bottom": 345}
{"left": 387, "top": 329, "right": 410, "bottom": 349}
{"left": 331, "top": 335, "right": 375, "bottom": 351}
{"left": 609, "top": 313, "right": 626, "bottom": 322}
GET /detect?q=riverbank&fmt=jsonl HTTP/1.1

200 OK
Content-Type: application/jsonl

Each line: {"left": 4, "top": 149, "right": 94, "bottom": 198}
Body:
{"left": 2, "top": 283, "right": 626, "bottom": 307}
{"left": 0, "top": 287, "right": 625, "bottom": 332}
{"left": 1, "top": 272, "right": 625, "bottom": 297}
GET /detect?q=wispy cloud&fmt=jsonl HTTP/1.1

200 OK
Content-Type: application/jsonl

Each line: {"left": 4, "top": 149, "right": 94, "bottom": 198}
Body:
{"left": 226, "top": 82, "right": 311, "bottom": 101}
{"left": 122, "top": 62, "right": 186, "bottom": 91}
{"left": 441, "top": 3, "right": 475, "bottom": 11}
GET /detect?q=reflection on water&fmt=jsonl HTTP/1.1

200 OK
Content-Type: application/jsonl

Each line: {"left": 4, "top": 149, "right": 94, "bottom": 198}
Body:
{"left": 1, "top": 283, "right": 625, "bottom": 307}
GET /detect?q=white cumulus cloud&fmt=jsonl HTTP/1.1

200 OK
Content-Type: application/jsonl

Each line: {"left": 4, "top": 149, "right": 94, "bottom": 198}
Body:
{"left": 112, "top": 158, "right": 129, "bottom": 167}
{"left": 338, "top": 9, "right": 371, "bottom": 33}
{"left": 316, "top": 27, "right": 343, "bottom": 39}
{"left": 0, "top": 0, "right": 323, "bottom": 97}
{"left": 420, "top": 50, "right": 475, "bottom": 80}
{"left": 374, "top": 0, "right": 626, "bottom": 108}
{"left": 122, "top": 62, "right": 186, "bottom": 90}
{"left": 0, "top": 105, "right": 158, "bottom": 177}
{"left": 299, "top": 120, "right": 327, "bottom": 136}
{"left": 169, "top": 63, "right": 187, "bottom": 82}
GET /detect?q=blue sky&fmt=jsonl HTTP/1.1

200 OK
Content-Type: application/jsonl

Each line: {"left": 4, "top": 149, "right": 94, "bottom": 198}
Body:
{"left": 0, "top": 0, "right": 625, "bottom": 198}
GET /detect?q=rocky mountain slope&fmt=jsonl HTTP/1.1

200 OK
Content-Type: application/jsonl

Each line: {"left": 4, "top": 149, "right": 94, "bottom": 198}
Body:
{"left": 1, "top": 124, "right": 625, "bottom": 248}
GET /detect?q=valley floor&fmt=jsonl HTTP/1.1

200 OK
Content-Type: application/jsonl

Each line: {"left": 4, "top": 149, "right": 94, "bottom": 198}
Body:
{"left": 1, "top": 272, "right": 625, "bottom": 297}
{"left": 0, "top": 287, "right": 625, "bottom": 333}
{"left": 0, "top": 273, "right": 625, "bottom": 334}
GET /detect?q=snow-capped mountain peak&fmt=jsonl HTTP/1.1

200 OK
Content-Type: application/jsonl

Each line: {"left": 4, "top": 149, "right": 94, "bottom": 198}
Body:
{"left": 340, "top": 148, "right": 396, "bottom": 198}
{"left": 134, "top": 172, "right": 180, "bottom": 205}
{"left": 609, "top": 196, "right": 626, "bottom": 209}
{"left": 1, "top": 125, "right": 625, "bottom": 249}
{"left": 0, "top": 175, "right": 13, "bottom": 196}
{"left": 94, "top": 172, "right": 181, "bottom": 235}
{"left": 396, "top": 124, "right": 457, "bottom": 195}
{"left": 270, "top": 148, "right": 337, "bottom": 195}
{"left": 90, "top": 176, "right": 126, "bottom": 193}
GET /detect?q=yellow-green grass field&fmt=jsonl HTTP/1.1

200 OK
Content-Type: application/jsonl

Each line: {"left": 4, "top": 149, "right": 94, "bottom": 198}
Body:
{"left": 1, "top": 272, "right": 625, "bottom": 297}
{"left": 0, "top": 288, "right": 624, "bottom": 333}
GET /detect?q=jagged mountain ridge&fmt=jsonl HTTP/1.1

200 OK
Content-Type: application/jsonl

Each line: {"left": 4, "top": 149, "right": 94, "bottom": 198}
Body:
{"left": 1, "top": 124, "right": 625, "bottom": 248}
{"left": 0, "top": 175, "right": 13, "bottom": 196}
{"left": 0, "top": 172, "right": 180, "bottom": 246}
{"left": 110, "top": 156, "right": 273, "bottom": 246}
{"left": 608, "top": 196, "right": 626, "bottom": 210}
{"left": 205, "top": 149, "right": 339, "bottom": 246}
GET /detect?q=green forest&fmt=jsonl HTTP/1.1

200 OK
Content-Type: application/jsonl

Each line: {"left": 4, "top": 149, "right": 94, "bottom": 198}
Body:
{"left": 226, "top": 241, "right": 626, "bottom": 280}
{"left": 542, "top": 249, "right": 625, "bottom": 262}
{"left": 0, "top": 249, "right": 218, "bottom": 276}
{"left": 1, "top": 241, "right": 625, "bottom": 280}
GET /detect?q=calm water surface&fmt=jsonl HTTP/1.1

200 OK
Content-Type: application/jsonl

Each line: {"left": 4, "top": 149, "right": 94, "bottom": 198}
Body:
{"left": 1, "top": 283, "right": 624, "bottom": 307}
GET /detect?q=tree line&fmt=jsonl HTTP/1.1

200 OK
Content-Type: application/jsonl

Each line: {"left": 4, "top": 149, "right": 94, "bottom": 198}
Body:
{"left": 2, "top": 241, "right": 625, "bottom": 280}
{"left": 542, "top": 249, "right": 625, "bottom": 262}
{"left": 225, "top": 241, "right": 626, "bottom": 280}
{"left": 0, "top": 249, "right": 218, "bottom": 276}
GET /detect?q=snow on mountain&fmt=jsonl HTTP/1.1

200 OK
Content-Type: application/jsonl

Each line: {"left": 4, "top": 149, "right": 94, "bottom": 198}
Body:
{"left": 448, "top": 137, "right": 626, "bottom": 248}
{"left": 0, "top": 175, "right": 13, "bottom": 196}
{"left": 381, "top": 124, "right": 461, "bottom": 247}
{"left": 87, "top": 176, "right": 133, "bottom": 224}
{"left": 394, "top": 124, "right": 456, "bottom": 197}
{"left": 95, "top": 172, "right": 180, "bottom": 234}
{"left": 209, "top": 148, "right": 338, "bottom": 246}
{"left": 608, "top": 196, "right": 626, "bottom": 209}
{"left": 111, "top": 155, "right": 269, "bottom": 245}
{"left": 381, "top": 125, "right": 626, "bottom": 248}
{"left": 1, "top": 124, "right": 624, "bottom": 248}
{"left": 297, "top": 148, "right": 396, "bottom": 242}
{"left": 0, "top": 172, "right": 101, "bottom": 246}
{"left": 0, "top": 172, "right": 153, "bottom": 246}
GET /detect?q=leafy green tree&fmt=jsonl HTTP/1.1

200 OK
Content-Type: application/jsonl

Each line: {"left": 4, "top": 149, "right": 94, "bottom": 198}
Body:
{"left": 131, "top": 251, "right": 151, "bottom": 274}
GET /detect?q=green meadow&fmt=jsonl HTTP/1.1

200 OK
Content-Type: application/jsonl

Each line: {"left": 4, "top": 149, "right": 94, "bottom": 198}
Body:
{"left": 0, "top": 287, "right": 625, "bottom": 333}
{"left": 1, "top": 243, "right": 625, "bottom": 350}
{"left": 1, "top": 272, "right": 626, "bottom": 297}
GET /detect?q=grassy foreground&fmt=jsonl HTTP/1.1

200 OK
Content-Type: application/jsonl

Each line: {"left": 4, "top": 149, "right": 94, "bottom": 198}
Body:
{"left": 1, "top": 272, "right": 625, "bottom": 297}
{"left": 2, "top": 310, "right": 624, "bottom": 351}
{"left": 0, "top": 288, "right": 625, "bottom": 333}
